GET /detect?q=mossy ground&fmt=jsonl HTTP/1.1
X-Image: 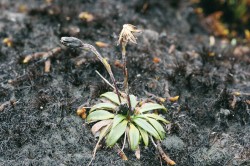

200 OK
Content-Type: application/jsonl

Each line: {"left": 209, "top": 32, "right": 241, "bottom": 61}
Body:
{"left": 0, "top": 1, "right": 249, "bottom": 165}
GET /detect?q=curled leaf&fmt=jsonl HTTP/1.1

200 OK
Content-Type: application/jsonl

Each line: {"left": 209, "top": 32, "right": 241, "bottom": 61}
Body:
{"left": 135, "top": 146, "right": 140, "bottom": 159}
{"left": 91, "top": 119, "right": 112, "bottom": 136}
{"left": 99, "top": 122, "right": 112, "bottom": 139}
{"left": 76, "top": 107, "right": 86, "bottom": 116}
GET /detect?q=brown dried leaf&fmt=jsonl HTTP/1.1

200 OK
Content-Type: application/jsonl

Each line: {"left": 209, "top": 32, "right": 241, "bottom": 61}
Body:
{"left": 135, "top": 146, "right": 140, "bottom": 159}
{"left": 2, "top": 38, "right": 13, "bottom": 47}
{"left": 119, "top": 151, "right": 128, "bottom": 160}
{"left": 91, "top": 119, "right": 112, "bottom": 135}
{"left": 18, "top": 4, "right": 28, "bottom": 13}
{"left": 168, "top": 44, "right": 176, "bottom": 54}
{"left": 233, "top": 46, "right": 250, "bottom": 57}
{"left": 95, "top": 41, "right": 109, "bottom": 48}
{"left": 76, "top": 107, "right": 86, "bottom": 116}
{"left": 204, "top": 11, "right": 229, "bottom": 37}
{"left": 245, "top": 29, "right": 250, "bottom": 41}
{"left": 153, "top": 57, "right": 161, "bottom": 63}
{"left": 44, "top": 59, "right": 51, "bottom": 73}
{"left": 81, "top": 113, "right": 87, "bottom": 119}
{"left": 232, "top": 91, "right": 241, "bottom": 96}
{"left": 79, "top": 12, "right": 94, "bottom": 22}
{"left": 114, "top": 60, "right": 123, "bottom": 68}
{"left": 23, "top": 55, "right": 33, "bottom": 63}
{"left": 169, "top": 96, "right": 179, "bottom": 102}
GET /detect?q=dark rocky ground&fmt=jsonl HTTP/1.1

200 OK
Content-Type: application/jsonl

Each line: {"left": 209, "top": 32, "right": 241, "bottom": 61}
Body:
{"left": 0, "top": 0, "right": 249, "bottom": 165}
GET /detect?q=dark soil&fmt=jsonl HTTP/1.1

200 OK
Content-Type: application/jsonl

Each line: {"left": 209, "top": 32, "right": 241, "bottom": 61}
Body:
{"left": 0, "top": 0, "right": 249, "bottom": 166}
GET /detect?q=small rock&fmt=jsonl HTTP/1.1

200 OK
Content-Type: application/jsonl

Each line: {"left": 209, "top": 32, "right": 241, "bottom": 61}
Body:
{"left": 162, "top": 135, "right": 185, "bottom": 151}
{"left": 142, "top": 29, "right": 159, "bottom": 44}
{"left": 220, "top": 108, "right": 230, "bottom": 116}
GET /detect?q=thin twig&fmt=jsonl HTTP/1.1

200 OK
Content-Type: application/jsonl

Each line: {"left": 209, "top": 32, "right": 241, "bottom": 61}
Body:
{"left": 23, "top": 47, "right": 62, "bottom": 63}
{"left": 87, "top": 138, "right": 102, "bottom": 166}
{"left": 81, "top": 43, "right": 121, "bottom": 104}
{"left": 23, "top": 47, "right": 62, "bottom": 72}
{"left": 87, "top": 123, "right": 112, "bottom": 166}
{"left": 0, "top": 100, "right": 16, "bottom": 111}
{"left": 150, "top": 136, "right": 157, "bottom": 148}
{"left": 114, "top": 144, "right": 128, "bottom": 161}
{"left": 95, "top": 70, "right": 115, "bottom": 90}
{"left": 121, "top": 129, "right": 127, "bottom": 152}
{"left": 156, "top": 140, "right": 176, "bottom": 165}
{"left": 150, "top": 137, "right": 176, "bottom": 165}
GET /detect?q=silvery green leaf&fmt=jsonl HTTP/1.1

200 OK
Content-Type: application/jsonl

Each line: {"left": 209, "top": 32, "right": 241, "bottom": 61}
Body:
{"left": 139, "top": 103, "right": 167, "bottom": 113}
{"left": 90, "top": 103, "right": 117, "bottom": 113}
{"left": 101, "top": 92, "right": 124, "bottom": 105}
{"left": 147, "top": 118, "right": 166, "bottom": 139}
{"left": 128, "top": 123, "right": 140, "bottom": 150}
{"left": 87, "top": 110, "right": 114, "bottom": 122}
{"left": 129, "top": 95, "right": 139, "bottom": 109}
{"left": 132, "top": 117, "right": 160, "bottom": 140}
{"left": 137, "top": 127, "right": 149, "bottom": 146}
{"left": 112, "top": 114, "right": 126, "bottom": 129}
{"left": 106, "top": 120, "right": 128, "bottom": 147}
{"left": 144, "top": 114, "right": 170, "bottom": 124}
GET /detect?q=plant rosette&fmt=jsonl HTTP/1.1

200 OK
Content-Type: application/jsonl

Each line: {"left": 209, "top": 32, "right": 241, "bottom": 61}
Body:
{"left": 87, "top": 91, "right": 170, "bottom": 151}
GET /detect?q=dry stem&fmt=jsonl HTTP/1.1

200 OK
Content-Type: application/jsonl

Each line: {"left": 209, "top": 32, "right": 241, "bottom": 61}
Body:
{"left": 122, "top": 44, "right": 132, "bottom": 112}
{"left": 23, "top": 47, "right": 62, "bottom": 72}
{"left": 156, "top": 140, "right": 176, "bottom": 165}
{"left": 150, "top": 137, "right": 176, "bottom": 165}
{"left": 81, "top": 43, "right": 121, "bottom": 103}
{"left": 115, "top": 144, "right": 128, "bottom": 161}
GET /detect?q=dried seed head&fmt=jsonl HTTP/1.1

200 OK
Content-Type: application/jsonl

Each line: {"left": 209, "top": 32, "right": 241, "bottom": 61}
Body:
{"left": 117, "top": 24, "right": 141, "bottom": 46}
{"left": 60, "top": 37, "right": 83, "bottom": 48}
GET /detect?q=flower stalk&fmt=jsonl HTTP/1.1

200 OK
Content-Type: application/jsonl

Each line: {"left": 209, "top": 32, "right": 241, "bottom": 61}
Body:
{"left": 61, "top": 37, "right": 121, "bottom": 103}
{"left": 118, "top": 24, "right": 141, "bottom": 113}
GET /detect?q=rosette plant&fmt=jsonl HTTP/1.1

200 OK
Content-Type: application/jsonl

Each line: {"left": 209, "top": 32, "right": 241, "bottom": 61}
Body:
{"left": 61, "top": 24, "right": 175, "bottom": 165}
{"left": 87, "top": 91, "right": 168, "bottom": 150}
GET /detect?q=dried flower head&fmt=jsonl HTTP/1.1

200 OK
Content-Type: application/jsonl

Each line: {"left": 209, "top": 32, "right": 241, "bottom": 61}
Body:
{"left": 117, "top": 24, "right": 141, "bottom": 46}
